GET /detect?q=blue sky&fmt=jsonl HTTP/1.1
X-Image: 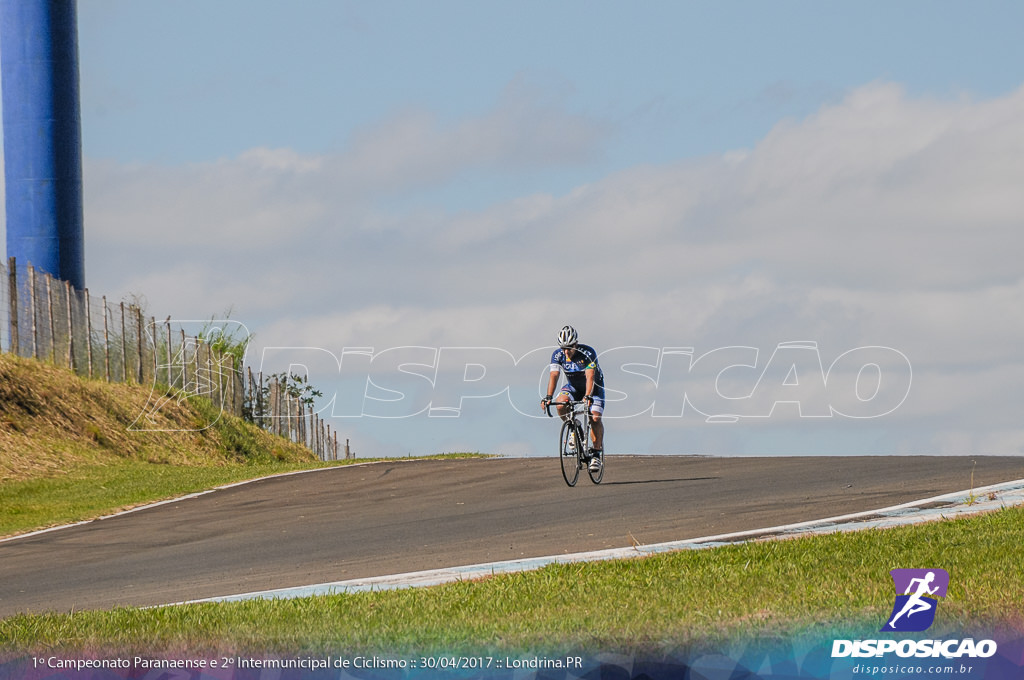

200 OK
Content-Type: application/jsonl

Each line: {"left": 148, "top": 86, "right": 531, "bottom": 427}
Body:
{"left": 81, "top": 2, "right": 1024, "bottom": 165}
{"left": 4, "top": 1, "right": 1024, "bottom": 458}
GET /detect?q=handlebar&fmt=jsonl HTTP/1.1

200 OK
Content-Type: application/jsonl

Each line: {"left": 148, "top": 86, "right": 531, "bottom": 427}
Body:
{"left": 544, "top": 399, "right": 592, "bottom": 418}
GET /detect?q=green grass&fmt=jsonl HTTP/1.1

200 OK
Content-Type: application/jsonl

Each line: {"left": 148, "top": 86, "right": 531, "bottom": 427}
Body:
{"left": 2, "top": 505, "right": 1022, "bottom": 657}
{"left": 0, "top": 453, "right": 490, "bottom": 538}
{"left": 0, "top": 459, "right": 333, "bottom": 537}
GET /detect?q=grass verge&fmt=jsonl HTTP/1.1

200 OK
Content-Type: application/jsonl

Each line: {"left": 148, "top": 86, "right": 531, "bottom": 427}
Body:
{"left": 0, "top": 448, "right": 488, "bottom": 538}
{"left": 0, "top": 459, "right": 333, "bottom": 538}
{"left": 2, "top": 505, "right": 1021, "bottom": 657}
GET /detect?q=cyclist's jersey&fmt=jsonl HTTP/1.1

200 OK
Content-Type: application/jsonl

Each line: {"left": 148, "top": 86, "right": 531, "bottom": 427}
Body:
{"left": 550, "top": 344, "right": 605, "bottom": 396}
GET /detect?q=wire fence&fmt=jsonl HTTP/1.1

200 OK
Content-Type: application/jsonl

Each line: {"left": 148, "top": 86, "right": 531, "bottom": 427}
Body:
{"left": 1, "top": 257, "right": 348, "bottom": 461}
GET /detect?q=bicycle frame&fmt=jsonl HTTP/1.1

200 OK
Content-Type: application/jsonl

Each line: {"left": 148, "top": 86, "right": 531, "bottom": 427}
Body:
{"left": 545, "top": 398, "right": 603, "bottom": 486}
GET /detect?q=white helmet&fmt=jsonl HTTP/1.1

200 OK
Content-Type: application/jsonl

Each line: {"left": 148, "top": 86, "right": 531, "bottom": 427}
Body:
{"left": 557, "top": 325, "right": 578, "bottom": 348}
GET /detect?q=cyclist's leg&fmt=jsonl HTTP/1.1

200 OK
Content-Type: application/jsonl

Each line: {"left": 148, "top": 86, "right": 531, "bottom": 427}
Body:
{"left": 591, "top": 412, "right": 604, "bottom": 451}
{"left": 589, "top": 389, "right": 606, "bottom": 452}
{"left": 554, "top": 384, "right": 576, "bottom": 421}
{"left": 587, "top": 392, "right": 605, "bottom": 474}
{"left": 556, "top": 385, "right": 581, "bottom": 454}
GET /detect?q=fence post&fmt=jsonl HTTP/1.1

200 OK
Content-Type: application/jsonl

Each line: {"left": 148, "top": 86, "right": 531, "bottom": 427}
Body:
{"left": 245, "top": 367, "right": 252, "bottom": 420}
{"left": 210, "top": 345, "right": 218, "bottom": 408}
{"left": 64, "top": 280, "right": 74, "bottom": 370}
{"left": 191, "top": 336, "right": 199, "bottom": 395}
{"left": 45, "top": 274, "right": 55, "bottom": 363}
{"left": 284, "top": 390, "right": 291, "bottom": 441}
{"left": 197, "top": 336, "right": 204, "bottom": 397}
{"left": 290, "top": 395, "right": 296, "bottom": 443}
{"left": 214, "top": 345, "right": 220, "bottom": 407}
{"left": 102, "top": 296, "right": 110, "bottom": 382}
{"left": 225, "top": 349, "right": 232, "bottom": 412}
{"left": 119, "top": 302, "right": 127, "bottom": 382}
{"left": 235, "top": 359, "right": 243, "bottom": 417}
{"left": 179, "top": 329, "right": 187, "bottom": 391}
{"left": 135, "top": 307, "right": 144, "bottom": 385}
{"left": 280, "top": 380, "right": 286, "bottom": 438}
{"left": 258, "top": 371, "right": 265, "bottom": 430}
{"left": 149, "top": 316, "right": 156, "bottom": 385}
{"left": 28, "top": 265, "right": 38, "bottom": 360}
{"left": 227, "top": 354, "right": 235, "bottom": 415}
{"left": 208, "top": 343, "right": 217, "bottom": 408}
{"left": 221, "top": 352, "right": 227, "bottom": 412}
{"left": 7, "top": 258, "right": 18, "bottom": 356}
{"left": 210, "top": 342, "right": 217, "bottom": 405}
{"left": 266, "top": 377, "right": 274, "bottom": 435}
{"left": 243, "top": 368, "right": 249, "bottom": 423}
{"left": 280, "top": 388, "right": 286, "bottom": 439}
{"left": 164, "top": 318, "right": 172, "bottom": 387}
{"left": 84, "top": 289, "right": 94, "bottom": 378}
{"left": 269, "top": 378, "right": 278, "bottom": 436}
{"left": 220, "top": 351, "right": 228, "bottom": 412}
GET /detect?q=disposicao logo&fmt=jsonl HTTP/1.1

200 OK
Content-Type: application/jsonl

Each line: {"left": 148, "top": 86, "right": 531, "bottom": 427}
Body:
{"left": 832, "top": 568, "right": 998, "bottom": 660}
{"left": 882, "top": 568, "right": 949, "bottom": 632}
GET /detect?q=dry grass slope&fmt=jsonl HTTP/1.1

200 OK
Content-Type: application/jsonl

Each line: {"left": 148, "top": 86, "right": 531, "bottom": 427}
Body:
{"left": 0, "top": 353, "right": 315, "bottom": 483}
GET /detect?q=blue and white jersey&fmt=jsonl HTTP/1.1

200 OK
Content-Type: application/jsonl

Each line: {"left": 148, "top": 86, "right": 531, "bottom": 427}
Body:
{"left": 549, "top": 343, "right": 605, "bottom": 395}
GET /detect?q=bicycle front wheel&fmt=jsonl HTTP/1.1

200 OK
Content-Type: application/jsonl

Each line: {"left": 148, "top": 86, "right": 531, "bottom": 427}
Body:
{"left": 588, "top": 449, "right": 604, "bottom": 484}
{"left": 559, "top": 419, "right": 582, "bottom": 487}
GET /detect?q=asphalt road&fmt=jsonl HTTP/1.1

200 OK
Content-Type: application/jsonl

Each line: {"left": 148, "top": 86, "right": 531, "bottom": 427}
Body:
{"left": 1, "top": 455, "right": 1022, "bottom": 617}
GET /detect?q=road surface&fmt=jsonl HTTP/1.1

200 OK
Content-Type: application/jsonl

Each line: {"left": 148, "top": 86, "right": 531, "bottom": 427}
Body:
{"left": 1, "top": 455, "right": 1021, "bottom": 617}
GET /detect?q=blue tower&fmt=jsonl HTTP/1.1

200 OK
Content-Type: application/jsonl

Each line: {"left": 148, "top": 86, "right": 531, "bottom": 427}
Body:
{"left": 1, "top": 0, "right": 85, "bottom": 288}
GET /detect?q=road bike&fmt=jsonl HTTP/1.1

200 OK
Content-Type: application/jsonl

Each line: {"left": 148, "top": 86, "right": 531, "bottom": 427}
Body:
{"left": 545, "top": 399, "right": 604, "bottom": 486}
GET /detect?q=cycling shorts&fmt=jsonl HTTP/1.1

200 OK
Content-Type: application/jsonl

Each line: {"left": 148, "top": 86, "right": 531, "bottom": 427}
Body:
{"left": 558, "top": 382, "right": 605, "bottom": 414}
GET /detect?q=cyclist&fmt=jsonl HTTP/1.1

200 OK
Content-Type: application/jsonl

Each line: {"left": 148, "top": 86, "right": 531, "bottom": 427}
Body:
{"left": 541, "top": 325, "right": 606, "bottom": 472}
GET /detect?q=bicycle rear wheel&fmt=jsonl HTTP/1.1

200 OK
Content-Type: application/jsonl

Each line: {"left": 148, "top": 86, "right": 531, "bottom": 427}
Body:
{"left": 559, "top": 419, "right": 582, "bottom": 487}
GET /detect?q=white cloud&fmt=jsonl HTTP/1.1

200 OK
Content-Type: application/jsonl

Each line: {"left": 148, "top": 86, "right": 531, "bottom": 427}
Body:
{"left": 335, "top": 78, "right": 607, "bottom": 192}
{"left": 36, "top": 80, "right": 1024, "bottom": 455}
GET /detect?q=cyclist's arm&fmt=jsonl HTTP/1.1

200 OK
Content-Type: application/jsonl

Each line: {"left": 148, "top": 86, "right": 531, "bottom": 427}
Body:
{"left": 584, "top": 367, "right": 595, "bottom": 398}
{"left": 545, "top": 369, "right": 560, "bottom": 399}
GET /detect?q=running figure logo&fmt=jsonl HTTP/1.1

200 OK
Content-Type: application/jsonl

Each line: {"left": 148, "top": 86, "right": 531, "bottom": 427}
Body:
{"left": 882, "top": 569, "right": 949, "bottom": 632}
